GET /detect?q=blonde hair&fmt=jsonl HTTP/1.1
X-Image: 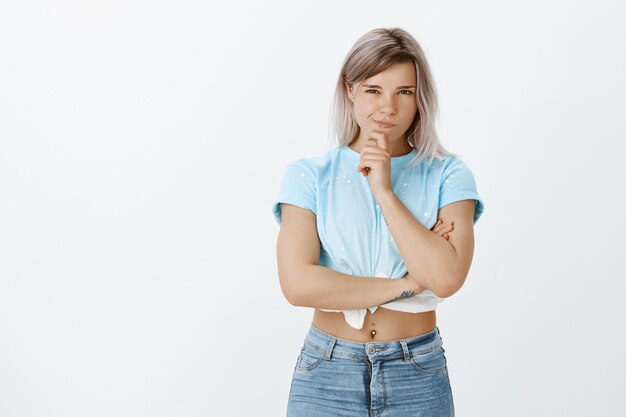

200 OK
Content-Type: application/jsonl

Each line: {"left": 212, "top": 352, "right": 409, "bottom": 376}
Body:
{"left": 327, "top": 27, "right": 457, "bottom": 168}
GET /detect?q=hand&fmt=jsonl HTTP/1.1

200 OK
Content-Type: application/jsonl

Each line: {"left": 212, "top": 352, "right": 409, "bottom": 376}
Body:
{"left": 356, "top": 132, "right": 392, "bottom": 195}
{"left": 404, "top": 273, "right": 425, "bottom": 293}
{"left": 430, "top": 218, "right": 454, "bottom": 240}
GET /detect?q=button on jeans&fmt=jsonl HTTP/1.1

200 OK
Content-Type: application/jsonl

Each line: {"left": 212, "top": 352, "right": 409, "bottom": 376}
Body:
{"left": 287, "top": 324, "right": 454, "bottom": 417}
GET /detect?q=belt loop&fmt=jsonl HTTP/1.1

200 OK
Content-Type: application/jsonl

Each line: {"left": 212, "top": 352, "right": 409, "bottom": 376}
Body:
{"left": 324, "top": 337, "right": 337, "bottom": 360}
{"left": 400, "top": 339, "right": 410, "bottom": 362}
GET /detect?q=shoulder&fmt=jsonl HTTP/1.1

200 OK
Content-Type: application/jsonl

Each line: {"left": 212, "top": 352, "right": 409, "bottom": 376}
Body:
{"left": 431, "top": 154, "right": 476, "bottom": 182}
{"left": 436, "top": 154, "right": 484, "bottom": 223}
{"left": 441, "top": 154, "right": 469, "bottom": 169}
{"left": 284, "top": 147, "right": 338, "bottom": 175}
{"left": 428, "top": 154, "right": 467, "bottom": 172}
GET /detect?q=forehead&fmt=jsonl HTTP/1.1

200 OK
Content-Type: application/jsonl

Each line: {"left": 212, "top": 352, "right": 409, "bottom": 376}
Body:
{"left": 363, "top": 62, "right": 416, "bottom": 86}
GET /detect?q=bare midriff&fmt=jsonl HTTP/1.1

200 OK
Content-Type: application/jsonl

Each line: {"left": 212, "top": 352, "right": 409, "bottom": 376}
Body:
{"left": 312, "top": 307, "right": 437, "bottom": 342}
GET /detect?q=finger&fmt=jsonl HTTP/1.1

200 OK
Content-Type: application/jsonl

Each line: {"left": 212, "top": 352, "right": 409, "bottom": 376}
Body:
{"left": 431, "top": 219, "right": 446, "bottom": 233}
{"left": 378, "top": 134, "right": 388, "bottom": 151}
{"left": 367, "top": 134, "right": 384, "bottom": 150}
{"left": 434, "top": 224, "right": 454, "bottom": 236}
{"left": 434, "top": 219, "right": 453, "bottom": 230}
{"left": 362, "top": 143, "right": 389, "bottom": 155}
{"left": 366, "top": 137, "right": 379, "bottom": 151}
{"left": 369, "top": 131, "right": 389, "bottom": 151}
{"left": 360, "top": 156, "right": 387, "bottom": 166}
{"left": 358, "top": 160, "right": 386, "bottom": 174}
{"left": 362, "top": 145, "right": 390, "bottom": 162}
{"left": 435, "top": 226, "right": 451, "bottom": 236}
{"left": 432, "top": 224, "right": 443, "bottom": 233}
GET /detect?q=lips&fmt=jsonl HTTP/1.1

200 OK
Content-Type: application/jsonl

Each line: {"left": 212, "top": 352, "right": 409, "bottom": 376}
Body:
{"left": 374, "top": 120, "right": 396, "bottom": 128}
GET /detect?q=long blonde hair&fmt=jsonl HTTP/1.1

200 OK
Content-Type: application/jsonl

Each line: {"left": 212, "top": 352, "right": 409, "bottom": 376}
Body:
{"left": 327, "top": 27, "right": 457, "bottom": 168}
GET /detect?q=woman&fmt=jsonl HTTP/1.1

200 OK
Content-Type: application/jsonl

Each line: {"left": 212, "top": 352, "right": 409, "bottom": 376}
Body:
{"left": 272, "top": 27, "right": 485, "bottom": 416}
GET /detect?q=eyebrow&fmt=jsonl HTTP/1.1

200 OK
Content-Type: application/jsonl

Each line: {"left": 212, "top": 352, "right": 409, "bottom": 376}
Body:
{"left": 362, "top": 84, "right": 417, "bottom": 89}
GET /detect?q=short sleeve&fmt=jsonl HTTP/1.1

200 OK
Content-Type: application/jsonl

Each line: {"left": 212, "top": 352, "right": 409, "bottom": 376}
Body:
{"left": 271, "top": 160, "right": 317, "bottom": 225}
{"left": 438, "top": 156, "right": 485, "bottom": 224}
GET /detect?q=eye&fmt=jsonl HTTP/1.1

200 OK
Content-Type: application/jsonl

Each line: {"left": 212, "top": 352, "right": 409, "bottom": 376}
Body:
{"left": 365, "top": 89, "right": 379, "bottom": 94}
{"left": 399, "top": 90, "right": 414, "bottom": 95}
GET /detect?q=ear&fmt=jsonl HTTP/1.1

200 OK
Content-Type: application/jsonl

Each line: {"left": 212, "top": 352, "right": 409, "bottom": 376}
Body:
{"left": 344, "top": 81, "right": 354, "bottom": 101}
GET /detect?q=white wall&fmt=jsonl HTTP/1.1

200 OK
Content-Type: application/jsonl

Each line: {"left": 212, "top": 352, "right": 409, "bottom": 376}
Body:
{"left": 1, "top": 0, "right": 624, "bottom": 416}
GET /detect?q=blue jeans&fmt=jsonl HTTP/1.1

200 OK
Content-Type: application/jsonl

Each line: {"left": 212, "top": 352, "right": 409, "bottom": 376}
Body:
{"left": 287, "top": 324, "right": 454, "bottom": 417}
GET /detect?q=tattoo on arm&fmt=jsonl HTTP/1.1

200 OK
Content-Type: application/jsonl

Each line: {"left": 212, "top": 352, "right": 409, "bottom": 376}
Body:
{"left": 381, "top": 290, "right": 417, "bottom": 305}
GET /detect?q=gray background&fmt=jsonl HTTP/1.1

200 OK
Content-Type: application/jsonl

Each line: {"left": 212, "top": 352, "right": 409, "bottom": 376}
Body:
{"left": 1, "top": 0, "right": 625, "bottom": 416}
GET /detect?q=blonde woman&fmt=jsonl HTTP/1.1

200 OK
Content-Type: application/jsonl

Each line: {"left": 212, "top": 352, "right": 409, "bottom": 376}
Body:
{"left": 272, "top": 27, "right": 485, "bottom": 416}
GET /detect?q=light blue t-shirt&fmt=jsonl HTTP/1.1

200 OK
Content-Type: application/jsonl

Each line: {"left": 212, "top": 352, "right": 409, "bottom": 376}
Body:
{"left": 272, "top": 145, "right": 485, "bottom": 329}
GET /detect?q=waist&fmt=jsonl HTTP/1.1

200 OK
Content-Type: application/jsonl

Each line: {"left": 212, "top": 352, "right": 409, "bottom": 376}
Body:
{"left": 312, "top": 307, "right": 437, "bottom": 342}
{"left": 303, "top": 320, "right": 442, "bottom": 360}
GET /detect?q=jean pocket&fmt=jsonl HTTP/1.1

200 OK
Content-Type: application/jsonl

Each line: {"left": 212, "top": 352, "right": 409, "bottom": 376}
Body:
{"left": 408, "top": 340, "right": 448, "bottom": 375}
{"left": 295, "top": 342, "right": 325, "bottom": 372}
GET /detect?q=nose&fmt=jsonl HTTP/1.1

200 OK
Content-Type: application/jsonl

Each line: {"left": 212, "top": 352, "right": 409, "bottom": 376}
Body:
{"left": 379, "top": 94, "right": 397, "bottom": 115}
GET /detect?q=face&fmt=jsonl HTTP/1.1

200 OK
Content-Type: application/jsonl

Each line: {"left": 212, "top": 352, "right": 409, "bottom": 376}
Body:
{"left": 346, "top": 61, "right": 418, "bottom": 147}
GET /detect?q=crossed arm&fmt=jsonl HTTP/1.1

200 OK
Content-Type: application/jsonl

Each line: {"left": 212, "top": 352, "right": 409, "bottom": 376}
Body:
{"left": 376, "top": 190, "right": 477, "bottom": 298}
{"left": 275, "top": 196, "right": 471, "bottom": 309}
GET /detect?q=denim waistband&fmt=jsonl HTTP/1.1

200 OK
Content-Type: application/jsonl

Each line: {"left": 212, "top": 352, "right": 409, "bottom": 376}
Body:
{"left": 302, "top": 323, "right": 443, "bottom": 362}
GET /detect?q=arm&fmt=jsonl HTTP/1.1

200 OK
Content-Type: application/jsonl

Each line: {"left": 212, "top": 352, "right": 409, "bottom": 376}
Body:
{"left": 376, "top": 190, "right": 476, "bottom": 298}
{"left": 276, "top": 203, "right": 420, "bottom": 310}
{"left": 293, "top": 265, "right": 420, "bottom": 310}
